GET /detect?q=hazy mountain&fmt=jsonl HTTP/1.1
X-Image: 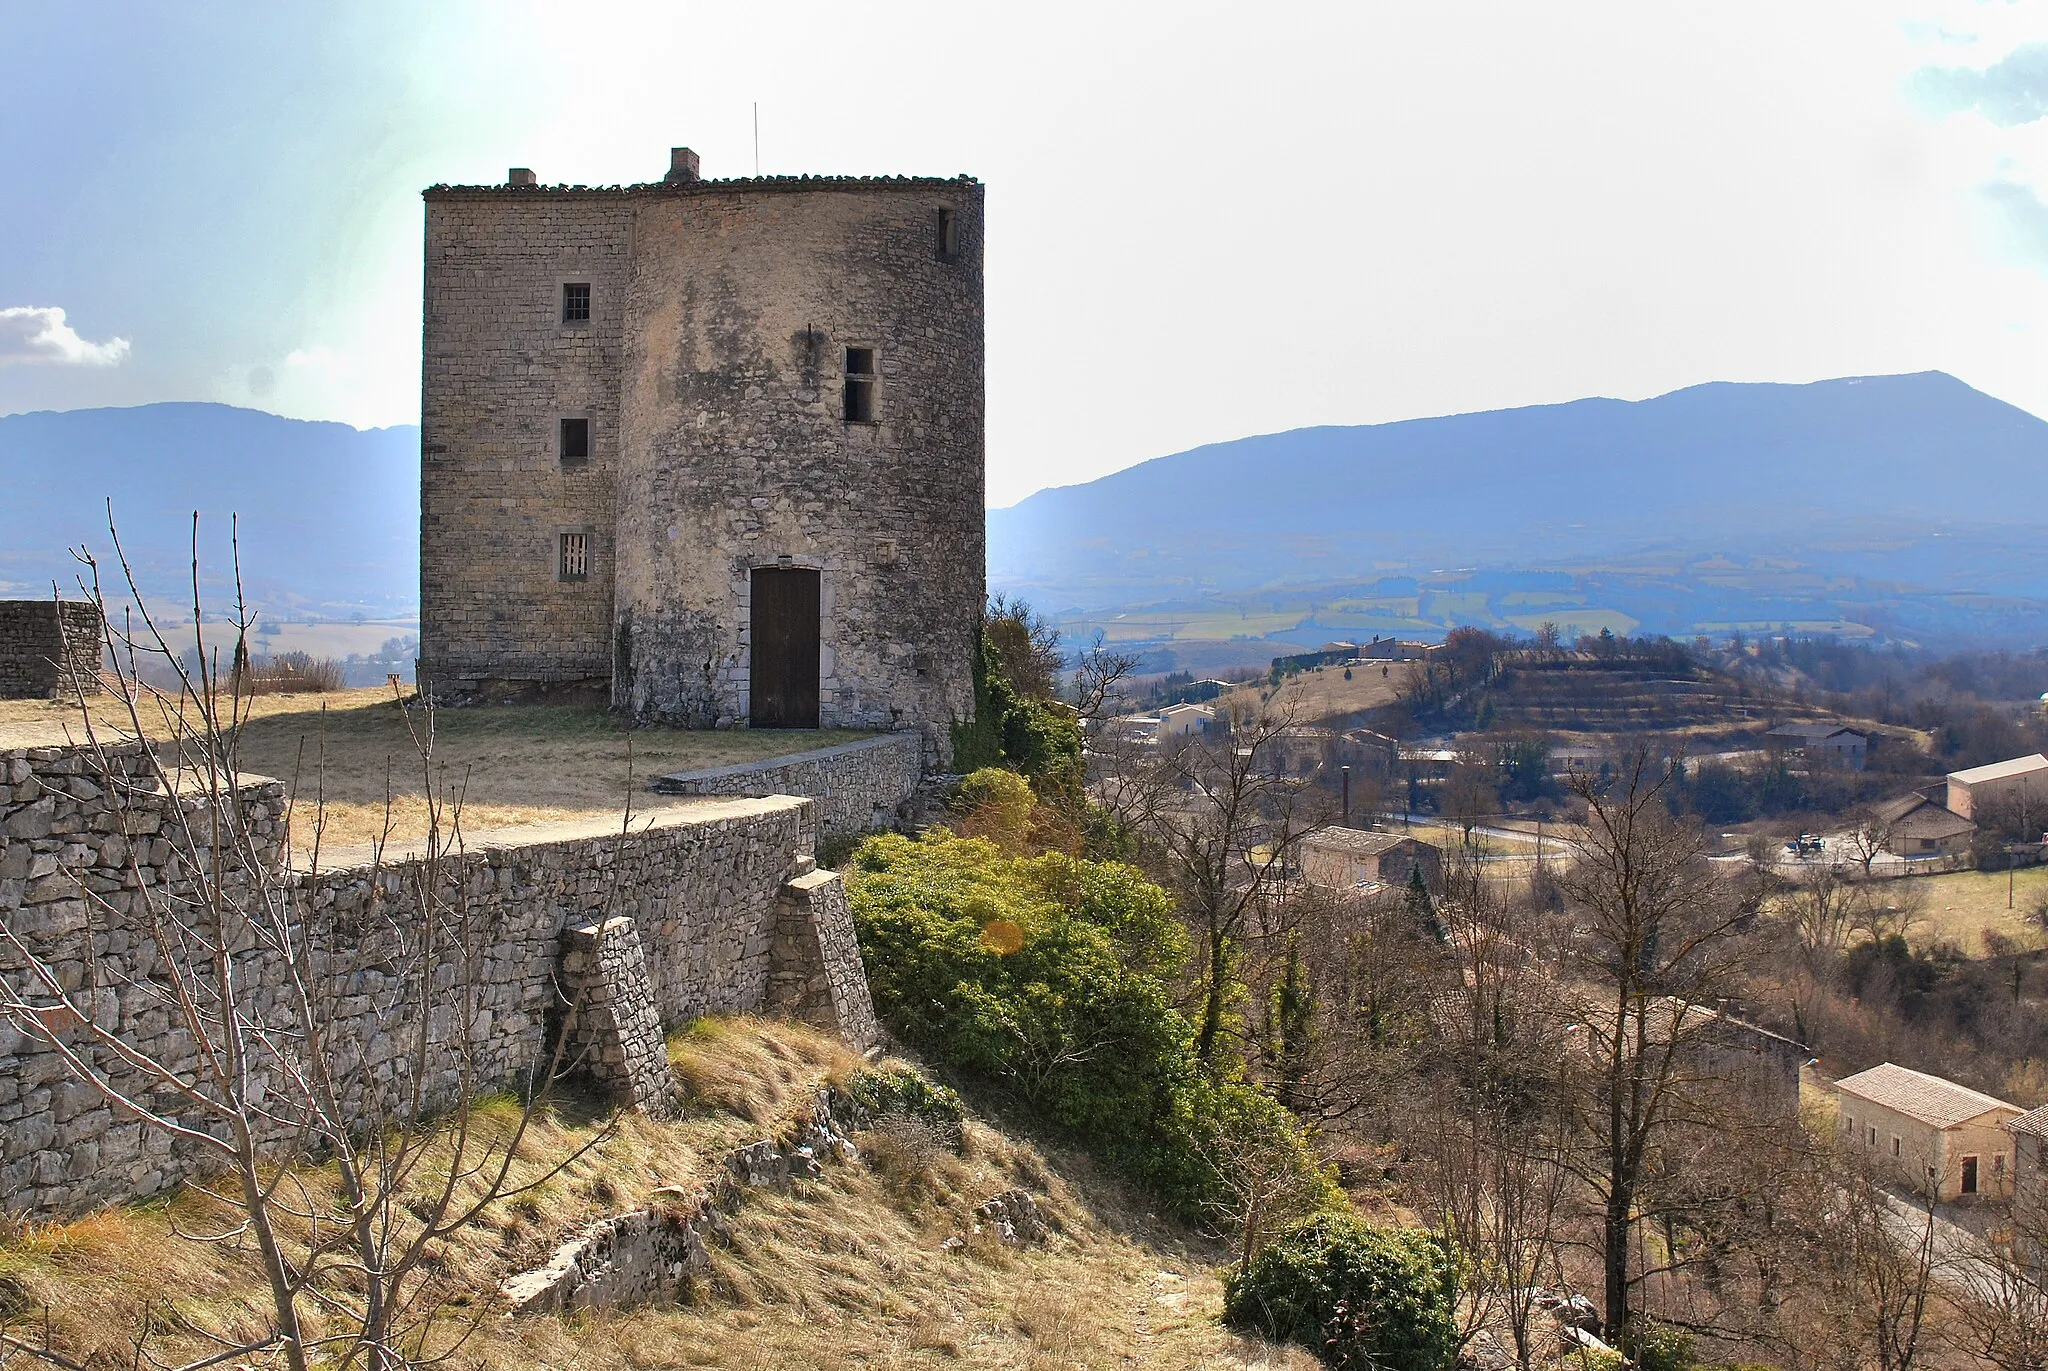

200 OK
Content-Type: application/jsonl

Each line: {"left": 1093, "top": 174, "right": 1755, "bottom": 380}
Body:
{"left": 0, "top": 403, "right": 418, "bottom": 617}
{"left": 989, "top": 372, "right": 2048, "bottom": 654}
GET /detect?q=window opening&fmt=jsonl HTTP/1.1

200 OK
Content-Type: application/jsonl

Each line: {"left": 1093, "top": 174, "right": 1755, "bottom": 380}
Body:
{"left": 562, "top": 283, "right": 591, "bottom": 324}
{"left": 1963, "top": 1155, "right": 1980, "bottom": 1194}
{"left": 559, "top": 532, "right": 589, "bottom": 582}
{"left": 935, "top": 207, "right": 957, "bottom": 261}
{"left": 1891, "top": 1135, "right": 1902, "bottom": 1158}
{"left": 560, "top": 417, "right": 590, "bottom": 465}
{"left": 843, "top": 347, "right": 876, "bottom": 423}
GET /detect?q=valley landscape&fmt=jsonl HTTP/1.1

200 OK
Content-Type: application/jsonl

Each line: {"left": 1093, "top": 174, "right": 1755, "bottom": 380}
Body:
{"left": 7, "top": 7, "right": 2048, "bottom": 1371}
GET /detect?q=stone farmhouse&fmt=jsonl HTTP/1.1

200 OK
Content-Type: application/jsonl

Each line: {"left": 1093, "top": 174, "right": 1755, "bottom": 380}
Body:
{"left": 1836, "top": 1061, "right": 2022, "bottom": 1202}
{"left": 1299, "top": 826, "right": 1442, "bottom": 894}
{"left": 1873, "top": 791, "right": 1976, "bottom": 859}
{"left": 418, "top": 147, "right": 985, "bottom": 764}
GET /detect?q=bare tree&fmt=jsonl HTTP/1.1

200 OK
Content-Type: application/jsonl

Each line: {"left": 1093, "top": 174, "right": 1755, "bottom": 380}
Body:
{"left": 985, "top": 593, "right": 1063, "bottom": 700}
{"left": 1947, "top": 1172, "right": 2048, "bottom": 1371}
{"left": 1843, "top": 806, "right": 1895, "bottom": 878}
{"left": 1067, "top": 631, "right": 1141, "bottom": 728}
{"left": 1816, "top": 1164, "right": 1944, "bottom": 1371}
{"left": 1134, "top": 702, "right": 1324, "bottom": 1067}
{"left": 1552, "top": 748, "right": 1755, "bottom": 1346}
{"left": 0, "top": 526, "right": 610, "bottom": 1371}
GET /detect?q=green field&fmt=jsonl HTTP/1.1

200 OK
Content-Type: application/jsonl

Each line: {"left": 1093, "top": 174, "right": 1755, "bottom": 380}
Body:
{"left": 1504, "top": 608, "right": 1640, "bottom": 638}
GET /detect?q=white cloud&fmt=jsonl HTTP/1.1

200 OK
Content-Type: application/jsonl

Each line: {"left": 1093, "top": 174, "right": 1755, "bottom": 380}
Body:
{"left": 0, "top": 306, "right": 130, "bottom": 367}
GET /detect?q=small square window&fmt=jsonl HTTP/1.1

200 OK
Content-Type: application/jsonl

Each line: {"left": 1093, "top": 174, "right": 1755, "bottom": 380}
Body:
{"left": 559, "top": 532, "right": 589, "bottom": 582}
{"left": 562, "top": 283, "right": 591, "bottom": 325}
{"left": 843, "top": 347, "right": 876, "bottom": 423}
{"left": 560, "top": 417, "right": 590, "bottom": 465}
{"left": 935, "top": 206, "right": 958, "bottom": 262}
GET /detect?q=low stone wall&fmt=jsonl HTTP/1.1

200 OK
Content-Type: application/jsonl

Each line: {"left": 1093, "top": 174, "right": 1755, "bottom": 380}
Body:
{"left": 0, "top": 601, "right": 102, "bottom": 699}
{"left": 653, "top": 732, "right": 923, "bottom": 840}
{"left": 0, "top": 738, "right": 879, "bottom": 1218}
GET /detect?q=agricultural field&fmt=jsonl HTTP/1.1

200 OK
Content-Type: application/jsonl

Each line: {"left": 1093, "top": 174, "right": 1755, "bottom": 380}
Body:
{"left": 1903, "top": 866, "right": 2048, "bottom": 956}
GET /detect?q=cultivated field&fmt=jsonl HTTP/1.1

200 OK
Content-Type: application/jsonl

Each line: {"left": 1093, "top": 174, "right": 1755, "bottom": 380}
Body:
{"left": 0, "top": 687, "right": 872, "bottom": 853}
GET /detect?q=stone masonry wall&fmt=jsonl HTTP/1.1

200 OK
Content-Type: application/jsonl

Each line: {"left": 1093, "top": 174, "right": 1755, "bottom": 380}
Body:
{"left": 418, "top": 193, "right": 632, "bottom": 690}
{"left": 0, "top": 601, "right": 102, "bottom": 699}
{"left": 419, "top": 165, "right": 985, "bottom": 765}
{"left": 651, "top": 731, "right": 923, "bottom": 840}
{"left": 0, "top": 739, "right": 876, "bottom": 1218}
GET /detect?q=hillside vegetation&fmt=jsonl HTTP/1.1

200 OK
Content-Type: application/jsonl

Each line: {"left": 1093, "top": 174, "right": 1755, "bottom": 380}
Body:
{"left": 0, "top": 1017, "right": 1310, "bottom": 1371}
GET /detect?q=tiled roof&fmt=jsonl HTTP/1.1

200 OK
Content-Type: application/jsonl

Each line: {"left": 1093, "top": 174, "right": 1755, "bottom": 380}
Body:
{"left": 1836, "top": 1062, "right": 2021, "bottom": 1129}
{"left": 2009, "top": 1104, "right": 2048, "bottom": 1139}
{"left": 1949, "top": 754, "right": 2048, "bottom": 786}
{"left": 1303, "top": 826, "right": 1413, "bottom": 857}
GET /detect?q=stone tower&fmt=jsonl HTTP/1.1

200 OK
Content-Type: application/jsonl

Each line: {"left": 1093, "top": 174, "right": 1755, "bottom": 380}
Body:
{"left": 419, "top": 149, "right": 984, "bottom": 761}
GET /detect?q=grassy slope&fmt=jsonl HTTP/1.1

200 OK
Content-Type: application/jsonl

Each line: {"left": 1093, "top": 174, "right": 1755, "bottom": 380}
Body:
{"left": 0, "top": 1018, "right": 1309, "bottom": 1371}
{"left": 0, "top": 688, "right": 874, "bottom": 852}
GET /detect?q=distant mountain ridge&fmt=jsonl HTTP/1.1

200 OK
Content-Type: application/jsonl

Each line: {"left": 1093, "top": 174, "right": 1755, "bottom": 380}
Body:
{"left": 991, "top": 372, "right": 2048, "bottom": 603}
{"left": 0, "top": 403, "right": 418, "bottom": 616}
{"left": 988, "top": 372, "right": 2048, "bottom": 653}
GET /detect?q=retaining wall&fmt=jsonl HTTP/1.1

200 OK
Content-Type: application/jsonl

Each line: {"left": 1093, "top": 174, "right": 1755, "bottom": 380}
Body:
{"left": 652, "top": 731, "right": 923, "bottom": 840}
{"left": 0, "top": 738, "right": 877, "bottom": 1218}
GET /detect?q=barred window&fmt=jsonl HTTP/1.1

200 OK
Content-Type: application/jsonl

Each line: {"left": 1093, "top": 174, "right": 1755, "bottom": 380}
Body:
{"left": 560, "top": 417, "right": 589, "bottom": 465}
{"left": 562, "top": 283, "right": 591, "bottom": 324}
{"left": 843, "top": 346, "right": 876, "bottom": 423}
{"left": 559, "top": 532, "right": 589, "bottom": 582}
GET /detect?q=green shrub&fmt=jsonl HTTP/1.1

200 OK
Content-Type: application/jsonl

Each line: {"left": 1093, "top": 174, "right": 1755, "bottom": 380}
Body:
{"left": 850, "top": 1067, "right": 965, "bottom": 1149}
{"left": 1222, "top": 1215, "right": 1460, "bottom": 1371}
{"left": 1627, "top": 1322, "right": 1698, "bottom": 1371}
{"left": 949, "top": 626, "right": 1083, "bottom": 801}
{"left": 848, "top": 830, "right": 1324, "bottom": 1217}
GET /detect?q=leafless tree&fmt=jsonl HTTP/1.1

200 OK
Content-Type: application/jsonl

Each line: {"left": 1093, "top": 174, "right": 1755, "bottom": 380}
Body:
{"left": 1843, "top": 806, "right": 1895, "bottom": 877}
{"left": 1551, "top": 748, "right": 1756, "bottom": 1346}
{"left": 1200, "top": 1099, "right": 1332, "bottom": 1274}
{"left": 985, "top": 593, "right": 1063, "bottom": 700}
{"left": 1815, "top": 1163, "right": 1945, "bottom": 1371}
{"left": 1129, "top": 702, "right": 1325, "bottom": 1067}
{"left": 1067, "top": 631, "right": 1141, "bottom": 728}
{"left": 1947, "top": 1175, "right": 2048, "bottom": 1371}
{"left": 0, "top": 524, "right": 610, "bottom": 1371}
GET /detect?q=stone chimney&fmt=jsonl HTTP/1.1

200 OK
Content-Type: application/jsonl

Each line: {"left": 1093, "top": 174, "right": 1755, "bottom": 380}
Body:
{"left": 664, "top": 147, "right": 701, "bottom": 184}
{"left": 507, "top": 167, "right": 538, "bottom": 187}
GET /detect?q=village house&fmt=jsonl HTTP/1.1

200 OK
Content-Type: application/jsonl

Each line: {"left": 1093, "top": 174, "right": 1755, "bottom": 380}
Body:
{"left": 1835, "top": 1062, "right": 2022, "bottom": 1202}
{"left": 1764, "top": 722, "right": 1867, "bottom": 771}
{"left": 1947, "top": 753, "right": 2048, "bottom": 825}
{"left": 1873, "top": 791, "right": 1976, "bottom": 859}
{"left": 1155, "top": 701, "right": 1217, "bottom": 744}
{"left": 1299, "top": 826, "right": 1442, "bottom": 894}
{"left": 2009, "top": 1104, "right": 2048, "bottom": 1215}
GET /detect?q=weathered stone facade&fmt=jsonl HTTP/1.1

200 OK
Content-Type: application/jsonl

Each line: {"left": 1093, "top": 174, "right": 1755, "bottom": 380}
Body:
{"left": 0, "top": 601, "right": 101, "bottom": 699}
{"left": 652, "top": 731, "right": 923, "bottom": 840}
{"left": 418, "top": 149, "right": 985, "bottom": 765}
{"left": 0, "top": 739, "right": 879, "bottom": 1218}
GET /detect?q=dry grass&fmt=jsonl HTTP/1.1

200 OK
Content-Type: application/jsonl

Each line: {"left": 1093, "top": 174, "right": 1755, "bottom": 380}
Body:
{"left": 1220, "top": 664, "right": 1402, "bottom": 725}
{"left": 1902, "top": 866, "right": 2048, "bottom": 956}
{"left": 0, "top": 687, "right": 874, "bottom": 854}
{"left": 0, "top": 1018, "right": 1310, "bottom": 1371}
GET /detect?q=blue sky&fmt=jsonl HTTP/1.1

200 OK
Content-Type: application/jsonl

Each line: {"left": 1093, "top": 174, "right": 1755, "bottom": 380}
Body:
{"left": 5, "top": 1, "right": 2048, "bottom": 506}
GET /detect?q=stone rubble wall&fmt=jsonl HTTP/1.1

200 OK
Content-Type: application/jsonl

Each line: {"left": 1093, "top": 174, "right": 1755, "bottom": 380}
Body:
{"left": 558, "top": 917, "right": 676, "bottom": 1113}
{"left": 502, "top": 1083, "right": 873, "bottom": 1315}
{"left": 0, "top": 739, "right": 876, "bottom": 1219}
{"left": 0, "top": 601, "right": 102, "bottom": 700}
{"left": 652, "top": 731, "right": 923, "bottom": 839}
{"left": 768, "top": 868, "right": 880, "bottom": 1051}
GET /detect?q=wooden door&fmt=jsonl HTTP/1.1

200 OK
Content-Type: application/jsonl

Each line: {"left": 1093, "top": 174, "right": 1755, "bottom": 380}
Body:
{"left": 750, "top": 568, "right": 820, "bottom": 729}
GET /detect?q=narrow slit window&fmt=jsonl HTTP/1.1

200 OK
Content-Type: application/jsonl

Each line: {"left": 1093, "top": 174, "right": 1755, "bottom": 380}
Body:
{"left": 559, "top": 417, "right": 590, "bottom": 465}
{"left": 562, "top": 283, "right": 591, "bottom": 324}
{"left": 559, "top": 532, "right": 589, "bottom": 582}
{"left": 935, "top": 207, "right": 957, "bottom": 261}
{"left": 843, "top": 347, "right": 876, "bottom": 423}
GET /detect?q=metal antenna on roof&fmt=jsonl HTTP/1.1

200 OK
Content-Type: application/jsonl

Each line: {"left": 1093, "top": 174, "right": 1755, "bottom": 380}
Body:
{"left": 753, "top": 103, "right": 760, "bottom": 177}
